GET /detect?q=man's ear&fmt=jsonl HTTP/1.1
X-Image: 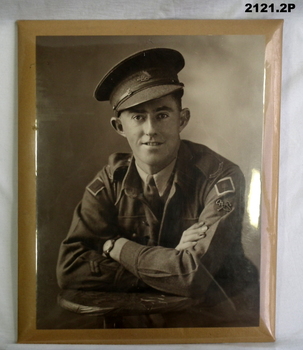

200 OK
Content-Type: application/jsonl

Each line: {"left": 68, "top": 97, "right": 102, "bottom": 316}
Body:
{"left": 179, "top": 108, "right": 190, "bottom": 132}
{"left": 110, "top": 116, "right": 126, "bottom": 137}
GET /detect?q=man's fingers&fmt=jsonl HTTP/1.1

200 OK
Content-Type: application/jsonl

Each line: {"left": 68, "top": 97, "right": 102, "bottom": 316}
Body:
{"left": 181, "top": 227, "right": 208, "bottom": 243}
{"left": 183, "top": 224, "right": 208, "bottom": 237}
{"left": 183, "top": 222, "right": 205, "bottom": 234}
{"left": 176, "top": 222, "right": 208, "bottom": 250}
{"left": 198, "top": 225, "right": 208, "bottom": 235}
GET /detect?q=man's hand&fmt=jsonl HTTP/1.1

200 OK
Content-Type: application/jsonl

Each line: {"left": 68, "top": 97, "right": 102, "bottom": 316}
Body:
{"left": 175, "top": 222, "right": 208, "bottom": 251}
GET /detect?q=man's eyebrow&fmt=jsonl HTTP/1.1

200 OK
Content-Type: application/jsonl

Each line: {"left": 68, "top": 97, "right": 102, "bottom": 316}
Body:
{"left": 128, "top": 107, "right": 146, "bottom": 113}
{"left": 154, "top": 105, "right": 174, "bottom": 112}
{"left": 127, "top": 105, "right": 174, "bottom": 114}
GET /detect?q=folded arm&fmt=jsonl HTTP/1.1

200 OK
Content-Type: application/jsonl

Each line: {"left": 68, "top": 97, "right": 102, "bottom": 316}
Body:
{"left": 102, "top": 167, "right": 246, "bottom": 298}
{"left": 57, "top": 164, "right": 247, "bottom": 298}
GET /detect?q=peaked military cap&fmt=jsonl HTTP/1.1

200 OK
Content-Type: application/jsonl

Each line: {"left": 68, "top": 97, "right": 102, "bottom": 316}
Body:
{"left": 94, "top": 48, "right": 185, "bottom": 112}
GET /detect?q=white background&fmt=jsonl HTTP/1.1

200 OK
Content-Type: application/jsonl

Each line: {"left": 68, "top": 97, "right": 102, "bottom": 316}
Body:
{"left": 0, "top": 0, "right": 303, "bottom": 349}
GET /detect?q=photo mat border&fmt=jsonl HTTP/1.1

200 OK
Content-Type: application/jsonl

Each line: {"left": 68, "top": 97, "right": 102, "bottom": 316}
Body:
{"left": 18, "top": 19, "right": 282, "bottom": 344}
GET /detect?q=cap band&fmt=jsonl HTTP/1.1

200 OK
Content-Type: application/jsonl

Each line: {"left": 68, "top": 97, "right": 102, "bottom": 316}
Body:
{"left": 110, "top": 68, "right": 183, "bottom": 111}
{"left": 113, "top": 80, "right": 184, "bottom": 111}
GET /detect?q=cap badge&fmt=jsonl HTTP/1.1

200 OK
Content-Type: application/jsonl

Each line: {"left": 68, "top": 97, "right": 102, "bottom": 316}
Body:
{"left": 136, "top": 71, "right": 152, "bottom": 82}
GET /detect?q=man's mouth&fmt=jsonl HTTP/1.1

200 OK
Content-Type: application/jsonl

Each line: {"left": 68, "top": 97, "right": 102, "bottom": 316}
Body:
{"left": 142, "top": 142, "right": 163, "bottom": 146}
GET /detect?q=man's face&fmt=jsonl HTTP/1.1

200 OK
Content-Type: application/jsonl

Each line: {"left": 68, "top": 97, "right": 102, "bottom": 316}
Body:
{"left": 112, "top": 94, "right": 190, "bottom": 174}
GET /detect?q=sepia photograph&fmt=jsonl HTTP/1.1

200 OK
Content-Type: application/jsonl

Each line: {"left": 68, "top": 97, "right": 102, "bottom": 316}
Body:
{"left": 18, "top": 20, "right": 282, "bottom": 344}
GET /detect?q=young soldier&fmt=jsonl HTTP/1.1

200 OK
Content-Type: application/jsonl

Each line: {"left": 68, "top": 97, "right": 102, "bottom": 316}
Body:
{"left": 57, "top": 48, "right": 259, "bottom": 327}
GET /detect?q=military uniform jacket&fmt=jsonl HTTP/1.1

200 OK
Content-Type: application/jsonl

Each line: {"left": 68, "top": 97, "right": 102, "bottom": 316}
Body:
{"left": 57, "top": 140, "right": 258, "bottom": 317}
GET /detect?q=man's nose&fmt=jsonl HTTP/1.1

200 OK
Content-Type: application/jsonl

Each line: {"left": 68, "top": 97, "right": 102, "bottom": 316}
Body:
{"left": 143, "top": 116, "right": 157, "bottom": 135}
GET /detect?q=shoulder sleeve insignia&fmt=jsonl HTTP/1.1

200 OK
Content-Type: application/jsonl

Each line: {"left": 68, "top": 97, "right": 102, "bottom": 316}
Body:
{"left": 215, "top": 176, "right": 235, "bottom": 196}
{"left": 216, "top": 198, "right": 233, "bottom": 212}
{"left": 86, "top": 177, "right": 105, "bottom": 196}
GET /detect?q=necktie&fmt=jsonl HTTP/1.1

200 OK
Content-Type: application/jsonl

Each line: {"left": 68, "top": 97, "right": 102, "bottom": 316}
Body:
{"left": 144, "top": 175, "right": 163, "bottom": 219}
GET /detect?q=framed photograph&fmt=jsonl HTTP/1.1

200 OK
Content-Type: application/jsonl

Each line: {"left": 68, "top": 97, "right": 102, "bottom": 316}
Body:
{"left": 18, "top": 19, "right": 282, "bottom": 344}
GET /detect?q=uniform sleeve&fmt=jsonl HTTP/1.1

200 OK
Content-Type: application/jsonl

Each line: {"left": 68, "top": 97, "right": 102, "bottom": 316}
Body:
{"left": 118, "top": 165, "right": 246, "bottom": 298}
{"left": 56, "top": 171, "right": 145, "bottom": 292}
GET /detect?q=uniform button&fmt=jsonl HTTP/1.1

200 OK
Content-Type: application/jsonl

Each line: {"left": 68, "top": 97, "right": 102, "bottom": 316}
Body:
{"left": 142, "top": 220, "right": 148, "bottom": 226}
{"left": 132, "top": 233, "right": 137, "bottom": 238}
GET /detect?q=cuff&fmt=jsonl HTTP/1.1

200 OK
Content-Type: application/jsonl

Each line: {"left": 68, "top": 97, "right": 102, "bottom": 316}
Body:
{"left": 119, "top": 240, "right": 148, "bottom": 278}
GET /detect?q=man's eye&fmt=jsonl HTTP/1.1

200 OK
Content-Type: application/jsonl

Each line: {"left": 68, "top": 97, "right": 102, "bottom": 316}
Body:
{"left": 157, "top": 113, "right": 169, "bottom": 119}
{"left": 132, "top": 115, "right": 144, "bottom": 121}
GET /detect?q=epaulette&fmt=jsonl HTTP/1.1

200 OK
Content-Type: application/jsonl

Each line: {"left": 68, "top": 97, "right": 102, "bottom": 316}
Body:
{"left": 108, "top": 152, "right": 132, "bottom": 180}
{"left": 183, "top": 141, "right": 237, "bottom": 180}
{"left": 86, "top": 177, "right": 105, "bottom": 197}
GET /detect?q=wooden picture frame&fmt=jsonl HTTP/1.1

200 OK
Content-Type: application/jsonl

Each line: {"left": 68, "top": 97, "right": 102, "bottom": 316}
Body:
{"left": 18, "top": 19, "right": 282, "bottom": 344}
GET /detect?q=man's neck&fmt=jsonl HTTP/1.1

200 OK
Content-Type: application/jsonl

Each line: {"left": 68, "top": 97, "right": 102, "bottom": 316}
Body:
{"left": 135, "top": 158, "right": 175, "bottom": 175}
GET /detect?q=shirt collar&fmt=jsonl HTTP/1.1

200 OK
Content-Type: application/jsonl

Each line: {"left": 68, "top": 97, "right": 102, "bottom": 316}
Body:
{"left": 135, "top": 159, "right": 176, "bottom": 197}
